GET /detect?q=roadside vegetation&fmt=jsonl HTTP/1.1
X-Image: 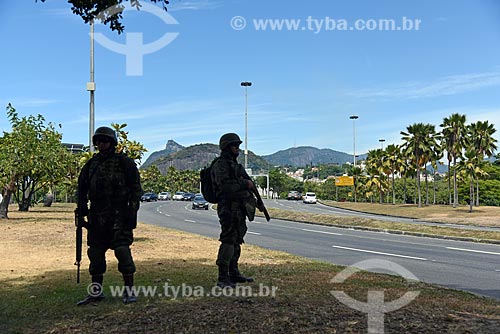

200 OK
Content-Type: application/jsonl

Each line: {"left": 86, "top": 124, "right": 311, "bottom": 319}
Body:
{"left": 1, "top": 204, "right": 499, "bottom": 334}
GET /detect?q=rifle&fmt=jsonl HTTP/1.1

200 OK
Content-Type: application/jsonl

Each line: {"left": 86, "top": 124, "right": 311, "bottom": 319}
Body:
{"left": 242, "top": 169, "right": 271, "bottom": 222}
{"left": 74, "top": 208, "right": 83, "bottom": 284}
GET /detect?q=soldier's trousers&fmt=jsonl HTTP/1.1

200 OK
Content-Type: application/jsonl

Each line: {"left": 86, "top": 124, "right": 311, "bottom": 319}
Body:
{"left": 87, "top": 223, "right": 136, "bottom": 276}
{"left": 216, "top": 201, "right": 247, "bottom": 266}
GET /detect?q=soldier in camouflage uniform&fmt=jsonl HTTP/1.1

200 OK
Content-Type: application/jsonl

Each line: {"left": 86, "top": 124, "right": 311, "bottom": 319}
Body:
{"left": 212, "top": 133, "right": 256, "bottom": 288}
{"left": 76, "top": 127, "right": 143, "bottom": 305}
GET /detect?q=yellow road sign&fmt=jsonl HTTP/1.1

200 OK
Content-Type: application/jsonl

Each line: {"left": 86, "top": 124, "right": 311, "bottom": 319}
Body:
{"left": 335, "top": 176, "right": 354, "bottom": 186}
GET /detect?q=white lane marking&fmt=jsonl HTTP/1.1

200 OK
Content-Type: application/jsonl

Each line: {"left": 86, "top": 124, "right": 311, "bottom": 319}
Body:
{"left": 247, "top": 231, "right": 261, "bottom": 235}
{"left": 164, "top": 213, "right": 171, "bottom": 217}
{"left": 302, "top": 228, "right": 342, "bottom": 236}
{"left": 446, "top": 247, "right": 500, "bottom": 256}
{"left": 184, "top": 219, "right": 197, "bottom": 223}
{"left": 332, "top": 245, "right": 428, "bottom": 261}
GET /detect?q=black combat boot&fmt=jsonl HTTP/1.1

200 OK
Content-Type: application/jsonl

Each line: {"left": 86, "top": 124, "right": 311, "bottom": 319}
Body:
{"left": 122, "top": 273, "right": 137, "bottom": 304}
{"left": 217, "top": 265, "right": 236, "bottom": 288}
{"left": 77, "top": 275, "right": 105, "bottom": 306}
{"left": 229, "top": 244, "right": 254, "bottom": 283}
{"left": 229, "top": 262, "right": 254, "bottom": 283}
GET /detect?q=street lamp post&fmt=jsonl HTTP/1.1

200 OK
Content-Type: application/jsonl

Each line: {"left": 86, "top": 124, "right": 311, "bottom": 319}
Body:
{"left": 379, "top": 138, "right": 386, "bottom": 150}
{"left": 349, "top": 115, "right": 359, "bottom": 203}
{"left": 87, "top": 22, "right": 96, "bottom": 153}
{"left": 349, "top": 115, "right": 359, "bottom": 166}
{"left": 241, "top": 81, "right": 252, "bottom": 170}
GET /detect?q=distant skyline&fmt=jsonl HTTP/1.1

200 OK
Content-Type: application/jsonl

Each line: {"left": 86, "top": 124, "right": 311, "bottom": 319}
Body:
{"left": 1, "top": 0, "right": 500, "bottom": 163}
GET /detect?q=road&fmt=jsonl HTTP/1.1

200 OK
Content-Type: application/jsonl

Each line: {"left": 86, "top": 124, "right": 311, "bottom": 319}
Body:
{"left": 138, "top": 200, "right": 500, "bottom": 299}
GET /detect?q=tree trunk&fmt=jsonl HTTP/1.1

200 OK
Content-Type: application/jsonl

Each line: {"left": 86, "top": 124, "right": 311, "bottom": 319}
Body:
{"left": 417, "top": 168, "right": 422, "bottom": 208}
{"left": 469, "top": 180, "right": 473, "bottom": 213}
{"left": 453, "top": 157, "right": 458, "bottom": 208}
{"left": 0, "top": 179, "right": 16, "bottom": 219}
{"left": 447, "top": 162, "right": 452, "bottom": 205}
{"left": 0, "top": 190, "right": 11, "bottom": 219}
{"left": 425, "top": 168, "right": 429, "bottom": 206}
{"left": 392, "top": 173, "right": 395, "bottom": 205}
{"left": 475, "top": 178, "right": 479, "bottom": 207}
{"left": 18, "top": 196, "right": 31, "bottom": 212}
{"left": 403, "top": 176, "right": 407, "bottom": 204}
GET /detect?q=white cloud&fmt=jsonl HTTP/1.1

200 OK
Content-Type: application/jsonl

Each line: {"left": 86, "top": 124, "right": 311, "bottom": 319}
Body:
{"left": 168, "top": 0, "right": 223, "bottom": 11}
{"left": 350, "top": 71, "right": 500, "bottom": 100}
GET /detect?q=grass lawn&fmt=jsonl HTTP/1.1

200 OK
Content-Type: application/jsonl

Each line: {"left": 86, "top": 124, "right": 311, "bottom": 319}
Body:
{"left": 0, "top": 204, "right": 499, "bottom": 333}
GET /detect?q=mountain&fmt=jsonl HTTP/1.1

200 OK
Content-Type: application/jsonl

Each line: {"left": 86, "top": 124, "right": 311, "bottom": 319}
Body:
{"left": 141, "top": 140, "right": 185, "bottom": 168}
{"left": 262, "top": 146, "right": 366, "bottom": 167}
{"left": 142, "top": 143, "right": 272, "bottom": 174}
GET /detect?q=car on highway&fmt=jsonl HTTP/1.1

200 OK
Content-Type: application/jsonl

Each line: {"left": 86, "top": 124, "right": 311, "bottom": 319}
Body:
{"left": 183, "top": 192, "right": 196, "bottom": 201}
{"left": 287, "top": 191, "right": 302, "bottom": 200}
{"left": 192, "top": 195, "right": 209, "bottom": 210}
{"left": 172, "top": 191, "right": 185, "bottom": 201}
{"left": 302, "top": 192, "right": 317, "bottom": 204}
{"left": 158, "top": 192, "right": 171, "bottom": 200}
{"left": 141, "top": 192, "right": 158, "bottom": 202}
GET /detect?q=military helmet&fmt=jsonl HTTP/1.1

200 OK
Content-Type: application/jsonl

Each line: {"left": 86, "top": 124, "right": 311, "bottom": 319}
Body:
{"left": 92, "top": 126, "right": 118, "bottom": 146}
{"left": 219, "top": 133, "right": 242, "bottom": 150}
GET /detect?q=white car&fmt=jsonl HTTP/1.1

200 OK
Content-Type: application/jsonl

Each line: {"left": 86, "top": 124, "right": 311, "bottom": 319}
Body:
{"left": 303, "top": 192, "right": 317, "bottom": 204}
{"left": 158, "top": 192, "right": 171, "bottom": 200}
{"left": 172, "top": 191, "right": 185, "bottom": 201}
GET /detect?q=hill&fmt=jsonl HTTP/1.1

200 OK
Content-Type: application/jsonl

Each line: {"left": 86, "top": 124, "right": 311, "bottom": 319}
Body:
{"left": 141, "top": 140, "right": 185, "bottom": 168}
{"left": 263, "top": 146, "right": 367, "bottom": 167}
{"left": 144, "top": 142, "right": 272, "bottom": 174}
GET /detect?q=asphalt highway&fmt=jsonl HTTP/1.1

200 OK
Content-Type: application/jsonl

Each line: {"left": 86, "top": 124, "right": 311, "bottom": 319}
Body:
{"left": 138, "top": 199, "right": 500, "bottom": 299}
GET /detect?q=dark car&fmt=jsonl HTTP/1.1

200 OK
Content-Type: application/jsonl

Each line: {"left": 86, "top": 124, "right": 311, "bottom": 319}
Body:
{"left": 192, "top": 195, "right": 209, "bottom": 210}
{"left": 287, "top": 191, "right": 302, "bottom": 200}
{"left": 182, "top": 192, "right": 196, "bottom": 201}
{"left": 141, "top": 192, "right": 158, "bottom": 202}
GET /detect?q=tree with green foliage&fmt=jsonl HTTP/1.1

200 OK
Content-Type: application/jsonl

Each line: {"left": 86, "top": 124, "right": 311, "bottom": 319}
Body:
{"left": 457, "top": 149, "right": 487, "bottom": 212}
{"left": 401, "top": 123, "right": 437, "bottom": 208}
{"left": 467, "top": 121, "right": 497, "bottom": 206}
{"left": 36, "top": 0, "right": 170, "bottom": 33}
{"left": 0, "top": 104, "right": 73, "bottom": 216}
{"left": 440, "top": 113, "right": 467, "bottom": 208}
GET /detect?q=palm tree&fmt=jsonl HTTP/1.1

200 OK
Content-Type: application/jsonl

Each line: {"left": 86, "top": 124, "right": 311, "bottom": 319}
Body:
{"left": 457, "top": 149, "right": 487, "bottom": 212}
{"left": 385, "top": 144, "right": 403, "bottom": 205}
{"left": 429, "top": 146, "right": 444, "bottom": 205}
{"left": 467, "top": 121, "right": 497, "bottom": 206}
{"left": 365, "top": 149, "right": 389, "bottom": 204}
{"left": 440, "top": 114, "right": 467, "bottom": 208}
{"left": 401, "top": 123, "right": 437, "bottom": 208}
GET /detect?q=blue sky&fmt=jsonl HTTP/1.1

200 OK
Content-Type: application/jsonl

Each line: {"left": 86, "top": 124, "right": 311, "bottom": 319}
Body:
{"left": 1, "top": 0, "right": 500, "bottom": 164}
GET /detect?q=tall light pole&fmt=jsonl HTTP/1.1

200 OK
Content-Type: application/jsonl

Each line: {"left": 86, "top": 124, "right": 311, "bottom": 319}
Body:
{"left": 379, "top": 138, "right": 386, "bottom": 150}
{"left": 87, "top": 22, "right": 96, "bottom": 153}
{"left": 349, "top": 115, "right": 359, "bottom": 203}
{"left": 349, "top": 115, "right": 359, "bottom": 166}
{"left": 241, "top": 81, "right": 252, "bottom": 170}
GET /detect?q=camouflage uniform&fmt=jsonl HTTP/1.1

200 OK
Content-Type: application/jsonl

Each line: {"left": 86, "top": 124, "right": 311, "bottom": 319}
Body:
{"left": 212, "top": 133, "right": 256, "bottom": 287}
{"left": 76, "top": 127, "right": 142, "bottom": 304}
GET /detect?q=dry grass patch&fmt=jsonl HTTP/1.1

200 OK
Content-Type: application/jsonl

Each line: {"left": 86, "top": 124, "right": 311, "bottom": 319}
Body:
{"left": 321, "top": 201, "right": 500, "bottom": 227}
